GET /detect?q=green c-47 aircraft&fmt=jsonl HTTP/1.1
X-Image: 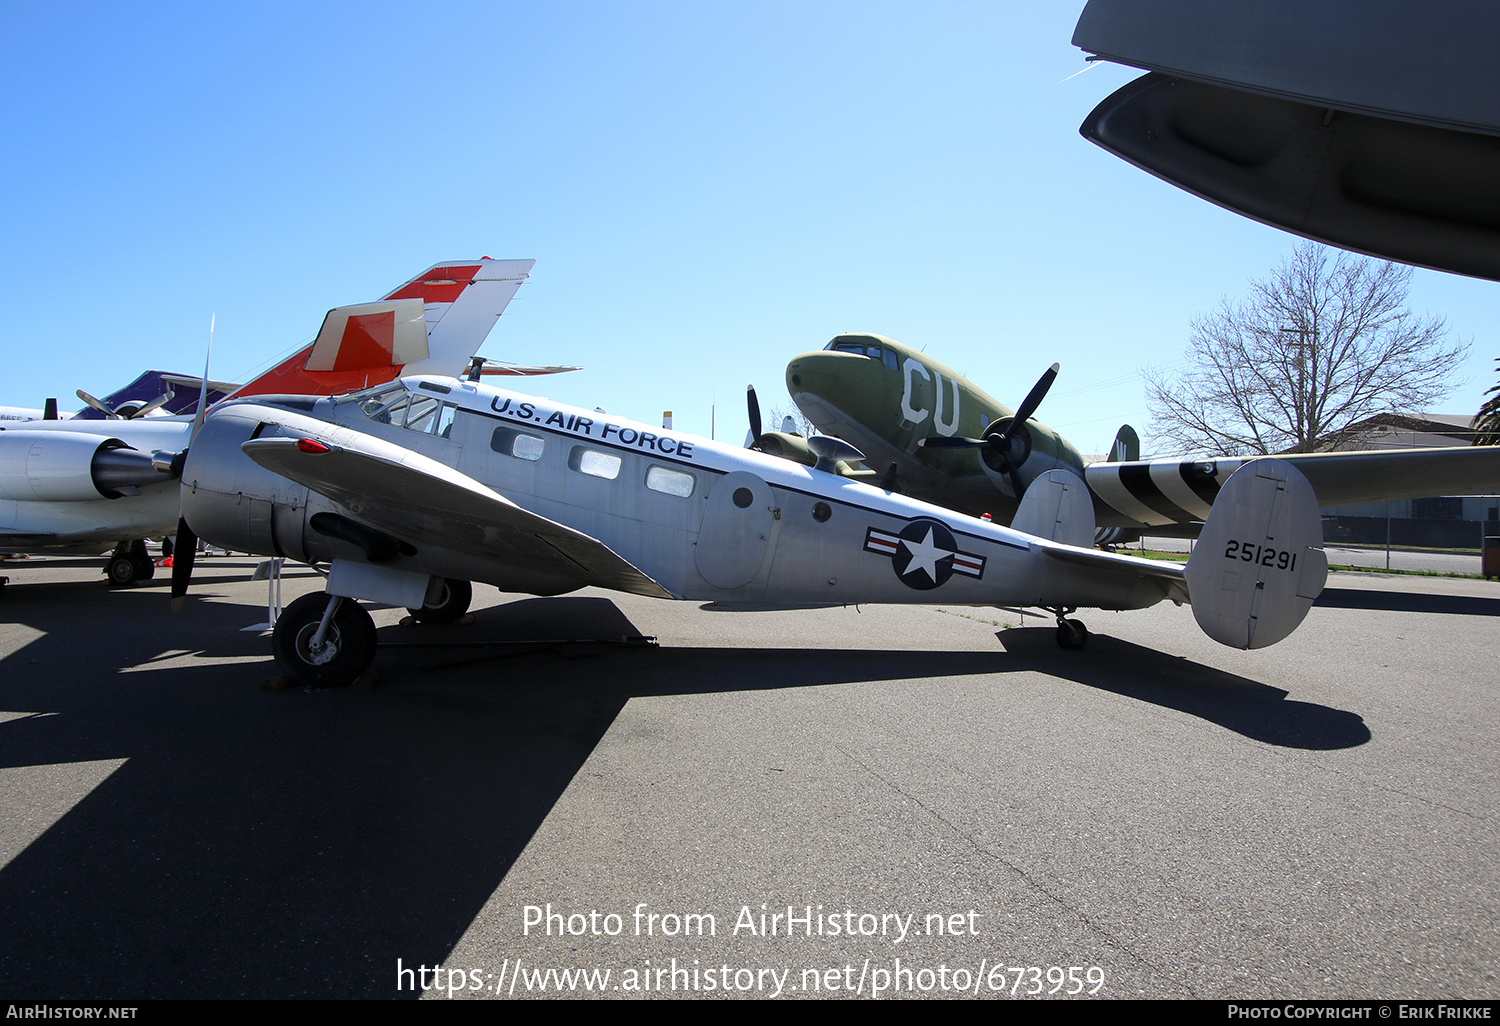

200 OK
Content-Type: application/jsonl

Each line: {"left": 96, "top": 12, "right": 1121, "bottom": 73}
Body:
{"left": 771, "top": 332, "right": 1500, "bottom": 541}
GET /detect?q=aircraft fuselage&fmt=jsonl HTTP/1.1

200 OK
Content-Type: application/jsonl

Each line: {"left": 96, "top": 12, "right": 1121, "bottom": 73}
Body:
{"left": 181, "top": 379, "right": 1171, "bottom": 614}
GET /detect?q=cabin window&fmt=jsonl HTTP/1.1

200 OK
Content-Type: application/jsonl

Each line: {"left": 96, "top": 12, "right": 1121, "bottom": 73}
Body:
{"left": 645, "top": 465, "right": 695, "bottom": 497}
{"left": 491, "top": 427, "right": 545, "bottom": 461}
{"left": 570, "top": 447, "right": 621, "bottom": 480}
{"left": 882, "top": 348, "right": 898, "bottom": 371}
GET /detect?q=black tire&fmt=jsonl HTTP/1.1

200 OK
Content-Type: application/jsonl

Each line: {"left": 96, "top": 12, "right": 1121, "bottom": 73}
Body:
{"left": 106, "top": 554, "right": 139, "bottom": 586}
{"left": 272, "top": 592, "right": 378, "bottom": 687}
{"left": 1056, "top": 618, "right": 1089, "bottom": 651}
{"left": 132, "top": 554, "right": 156, "bottom": 582}
{"left": 405, "top": 578, "right": 472, "bottom": 624}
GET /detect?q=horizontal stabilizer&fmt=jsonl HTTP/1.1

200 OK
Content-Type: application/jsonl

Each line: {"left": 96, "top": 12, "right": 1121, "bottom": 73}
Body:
{"left": 304, "top": 299, "right": 429, "bottom": 372}
{"left": 1185, "top": 459, "right": 1327, "bottom": 649}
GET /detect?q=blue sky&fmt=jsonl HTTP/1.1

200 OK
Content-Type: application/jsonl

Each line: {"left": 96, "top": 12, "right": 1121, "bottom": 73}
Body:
{"left": 4, "top": 2, "right": 1494, "bottom": 457}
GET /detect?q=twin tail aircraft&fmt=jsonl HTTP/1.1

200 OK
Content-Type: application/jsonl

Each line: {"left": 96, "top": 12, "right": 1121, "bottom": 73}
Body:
{"left": 168, "top": 370, "right": 1330, "bottom": 687}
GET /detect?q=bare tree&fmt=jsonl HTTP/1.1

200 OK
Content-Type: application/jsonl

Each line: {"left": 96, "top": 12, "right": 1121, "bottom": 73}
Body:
{"left": 765, "top": 401, "right": 814, "bottom": 437}
{"left": 1144, "top": 243, "right": 1469, "bottom": 456}
{"left": 1474, "top": 358, "right": 1500, "bottom": 446}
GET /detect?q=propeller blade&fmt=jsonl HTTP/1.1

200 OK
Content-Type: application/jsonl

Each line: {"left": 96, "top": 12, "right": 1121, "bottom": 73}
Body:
{"left": 978, "top": 362, "right": 1059, "bottom": 501}
{"left": 918, "top": 435, "right": 988, "bottom": 449}
{"left": 76, "top": 389, "right": 117, "bottom": 419}
{"left": 745, "top": 385, "right": 763, "bottom": 443}
{"left": 188, "top": 315, "right": 214, "bottom": 443}
{"left": 1010, "top": 363, "right": 1059, "bottom": 429}
{"left": 1004, "top": 464, "right": 1026, "bottom": 499}
{"left": 125, "top": 390, "right": 174, "bottom": 419}
{"left": 43, "top": 398, "right": 58, "bottom": 420}
{"left": 170, "top": 517, "right": 197, "bottom": 614}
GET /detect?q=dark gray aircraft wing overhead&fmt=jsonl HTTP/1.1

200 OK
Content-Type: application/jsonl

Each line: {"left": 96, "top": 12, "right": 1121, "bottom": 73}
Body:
{"left": 1072, "top": 0, "right": 1500, "bottom": 281}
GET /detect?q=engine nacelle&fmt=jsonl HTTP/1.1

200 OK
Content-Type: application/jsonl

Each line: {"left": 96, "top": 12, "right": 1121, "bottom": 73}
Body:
{"left": 974, "top": 418, "right": 1086, "bottom": 499}
{"left": 178, "top": 402, "right": 319, "bottom": 562}
{"left": 0, "top": 430, "right": 173, "bottom": 501}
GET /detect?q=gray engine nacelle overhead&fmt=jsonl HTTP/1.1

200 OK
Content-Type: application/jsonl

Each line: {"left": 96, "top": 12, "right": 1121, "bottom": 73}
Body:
{"left": 0, "top": 430, "right": 176, "bottom": 501}
{"left": 1074, "top": 0, "right": 1500, "bottom": 281}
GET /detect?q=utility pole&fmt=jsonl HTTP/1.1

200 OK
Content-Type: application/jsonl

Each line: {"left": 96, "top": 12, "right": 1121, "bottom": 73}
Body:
{"left": 1279, "top": 325, "right": 1318, "bottom": 449}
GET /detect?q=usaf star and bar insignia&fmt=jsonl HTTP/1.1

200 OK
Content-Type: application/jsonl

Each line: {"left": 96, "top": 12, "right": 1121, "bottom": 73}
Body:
{"left": 863, "top": 519, "right": 986, "bottom": 590}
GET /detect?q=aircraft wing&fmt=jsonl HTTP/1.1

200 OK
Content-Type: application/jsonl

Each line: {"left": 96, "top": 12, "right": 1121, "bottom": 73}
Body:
{"left": 1085, "top": 446, "right": 1500, "bottom": 528}
{"left": 241, "top": 436, "right": 676, "bottom": 600}
{"left": 1073, "top": 0, "right": 1500, "bottom": 281}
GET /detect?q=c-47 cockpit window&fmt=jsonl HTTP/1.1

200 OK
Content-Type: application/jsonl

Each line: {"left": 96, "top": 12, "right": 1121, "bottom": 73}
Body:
{"left": 828, "top": 340, "right": 893, "bottom": 366}
{"left": 829, "top": 340, "right": 871, "bottom": 357}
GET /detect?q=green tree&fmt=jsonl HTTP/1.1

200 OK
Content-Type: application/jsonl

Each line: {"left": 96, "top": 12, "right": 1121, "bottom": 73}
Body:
{"left": 1475, "top": 357, "right": 1500, "bottom": 446}
{"left": 1144, "top": 243, "right": 1470, "bottom": 456}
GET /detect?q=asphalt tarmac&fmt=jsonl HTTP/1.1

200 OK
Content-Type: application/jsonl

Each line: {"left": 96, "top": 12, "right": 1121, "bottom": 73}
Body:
{"left": 0, "top": 554, "right": 1496, "bottom": 1000}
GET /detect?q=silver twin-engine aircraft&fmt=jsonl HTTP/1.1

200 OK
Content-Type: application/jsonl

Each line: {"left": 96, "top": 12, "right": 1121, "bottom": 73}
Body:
{"left": 170, "top": 373, "right": 1330, "bottom": 687}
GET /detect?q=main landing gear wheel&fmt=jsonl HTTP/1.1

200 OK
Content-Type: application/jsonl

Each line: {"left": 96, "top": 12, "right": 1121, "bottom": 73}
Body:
{"left": 106, "top": 540, "right": 154, "bottom": 586}
{"left": 1046, "top": 607, "right": 1087, "bottom": 650}
{"left": 405, "top": 578, "right": 472, "bottom": 624}
{"left": 272, "top": 592, "right": 377, "bottom": 688}
{"left": 1055, "top": 617, "right": 1089, "bottom": 651}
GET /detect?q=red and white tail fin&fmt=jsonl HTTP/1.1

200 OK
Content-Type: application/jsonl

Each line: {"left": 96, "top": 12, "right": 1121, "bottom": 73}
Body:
{"left": 234, "top": 258, "right": 534, "bottom": 398}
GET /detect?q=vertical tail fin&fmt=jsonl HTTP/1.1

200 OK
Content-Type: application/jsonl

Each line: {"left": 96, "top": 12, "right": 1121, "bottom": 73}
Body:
{"left": 233, "top": 258, "right": 535, "bottom": 398}
{"left": 1109, "top": 424, "right": 1140, "bottom": 462}
{"left": 1185, "top": 459, "right": 1328, "bottom": 649}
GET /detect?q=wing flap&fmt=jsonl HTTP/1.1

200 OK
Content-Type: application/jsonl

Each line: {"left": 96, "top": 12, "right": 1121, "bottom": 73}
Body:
{"left": 242, "top": 436, "right": 675, "bottom": 599}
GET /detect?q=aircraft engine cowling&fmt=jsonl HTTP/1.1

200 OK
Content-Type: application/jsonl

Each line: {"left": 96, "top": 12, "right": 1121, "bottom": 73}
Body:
{"left": 974, "top": 419, "right": 1082, "bottom": 499}
{"left": 178, "top": 404, "right": 315, "bottom": 562}
{"left": 0, "top": 430, "right": 175, "bottom": 501}
{"left": 751, "top": 431, "right": 816, "bottom": 467}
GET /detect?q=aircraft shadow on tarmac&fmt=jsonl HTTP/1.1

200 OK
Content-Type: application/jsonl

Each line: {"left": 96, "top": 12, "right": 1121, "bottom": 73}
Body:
{"left": 0, "top": 591, "right": 1366, "bottom": 999}
{"left": 1315, "top": 585, "right": 1500, "bottom": 616}
{"left": 990, "top": 628, "right": 1371, "bottom": 752}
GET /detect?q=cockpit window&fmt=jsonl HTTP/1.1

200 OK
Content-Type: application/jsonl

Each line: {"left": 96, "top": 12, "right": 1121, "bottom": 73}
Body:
{"left": 829, "top": 340, "right": 871, "bottom": 357}
{"left": 403, "top": 396, "right": 441, "bottom": 432}
{"left": 369, "top": 396, "right": 410, "bottom": 425}
{"left": 337, "top": 383, "right": 409, "bottom": 418}
{"left": 828, "top": 340, "right": 893, "bottom": 367}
